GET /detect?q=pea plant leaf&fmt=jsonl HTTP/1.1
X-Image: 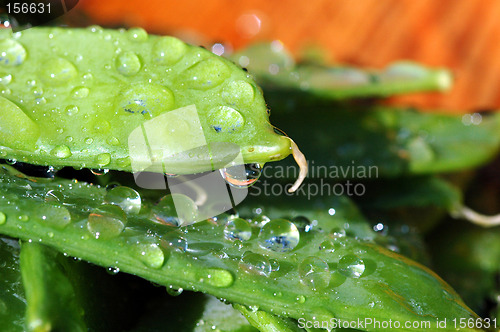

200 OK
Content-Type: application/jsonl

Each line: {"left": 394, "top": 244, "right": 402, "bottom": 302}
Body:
{"left": 0, "top": 165, "right": 480, "bottom": 331}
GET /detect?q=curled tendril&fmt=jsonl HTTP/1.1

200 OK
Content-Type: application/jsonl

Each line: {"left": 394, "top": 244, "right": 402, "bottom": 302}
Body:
{"left": 451, "top": 204, "right": 500, "bottom": 228}
{"left": 286, "top": 138, "right": 307, "bottom": 193}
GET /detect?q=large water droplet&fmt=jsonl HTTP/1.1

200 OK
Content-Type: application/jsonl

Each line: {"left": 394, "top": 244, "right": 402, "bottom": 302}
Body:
{"left": 153, "top": 36, "right": 187, "bottom": 65}
{"left": 152, "top": 194, "right": 198, "bottom": 227}
{"left": 0, "top": 72, "right": 12, "bottom": 84}
{"left": 39, "top": 58, "right": 77, "bottom": 85}
{"left": 127, "top": 27, "right": 148, "bottom": 42}
{"left": 298, "top": 256, "right": 330, "bottom": 290}
{"left": 132, "top": 242, "right": 165, "bottom": 269}
{"left": 224, "top": 217, "right": 252, "bottom": 241}
{"left": 0, "top": 212, "right": 6, "bottom": 225}
{"left": 239, "top": 252, "right": 271, "bottom": 277}
{"left": 33, "top": 204, "right": 71, "bottom": 229}
{"left": 180, "top": 58, "right": 231, "bottom": 90}
{"left": 71, "top": 86, "right": 89, "bottom": 99}
{"left": 0, "top": 38, "right": 26, "bottom": 66}
{"left": 87, "top": 204, "right": 126, "bottom": 239}
{"left": 50, "top": 145, "right": 72, "bottom": 159}
{"left": 208, "top": 106, "right": 244, "bottom": 133}
{"left": 222, "top": 80, "right": 255, "bottom": 106}
{"left": 258, "top": 218, "right": 300, "bottom": 252}
{"left": 220, "top": 163, "right": 262, "bottom": 188}
{"left": 104, "top": 186, "right": 141, "bottom": 215}
{"left": 116, "top": 51, "right": 141, "bottom": 76}
{"left": 197, "top": 268, "right": 234, "bottom": 288}
{"left": 117, "top": 83, "right": 175, "bottom": 118}
{"left": 0, "top": 96, "right": 40, "bottom": 150}
{"left": 338, "top": 254, "right": 365, "bottom": 278}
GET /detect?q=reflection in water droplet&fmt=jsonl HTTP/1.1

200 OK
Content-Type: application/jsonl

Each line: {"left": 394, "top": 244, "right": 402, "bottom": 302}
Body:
{"left": 0, "top": 39, "right": 26, "bottom": 66}
{"left": 224, "top": 217, "right": 252, "bottom": 241}
{"left": 104, "top": 186, "right": 141, "bottom": 215}
{"left": 220, "top": 163, "right": 262, "bottom": 188}
{"left": 338, "top": 254, "right": 365, "bottom": 278}
{"left": 258, "top": 218, "right": 300, "bottom": 252}
{"left": 210, "top": 106, "right": 245, "bottom": 134}
{"left": 298, "top": 256, "right": 330, "bottom": 290}
{"left": 51, "top": 145, "right": 72, "bottom": 159}
{"left": 152, "top": 194, "right": 198, "bottom": 227}
{"left": 153, "top": 36, "right": 187, "bottom": 65}
{"left": 239, "top": 252, "right": 271, "bottom": 277}
{"left": 116, "top": 51, "right": 141, "bottom": 76}
{"left": 33, "top": 204, "right": 71, "bottom": 229}
{"left": 87, "top": 204, "right": 126, "bottom": 239}
{"left": 39, "top": 58, "right": 77, "bottom": 85}
{"left": 90, "top": 168, "right": 109, "bottom": 176}
{"left": 132, "top": 242, "right": 165, "bottom": 269}
{"left": 292, "top": 216, "right": 313, "bottom": 232}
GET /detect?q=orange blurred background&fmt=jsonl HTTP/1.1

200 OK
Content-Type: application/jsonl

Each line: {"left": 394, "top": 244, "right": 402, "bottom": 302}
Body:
{"left": 73, "top": 0, "right": 500, "bottom": 113}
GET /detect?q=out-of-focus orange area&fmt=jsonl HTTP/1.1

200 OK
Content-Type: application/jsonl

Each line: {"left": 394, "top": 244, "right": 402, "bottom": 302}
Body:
{"left": 77, "top": 0, "right": 500, "bottom": 113}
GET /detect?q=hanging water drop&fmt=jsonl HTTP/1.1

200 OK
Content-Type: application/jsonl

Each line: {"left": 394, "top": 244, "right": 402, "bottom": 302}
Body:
{"left": 338, "top": 254, "right": 366, "bottom": 278}
{"left": 167, "top": 286, "right": 183, "bottom": 296}
{"left": 258, "top": 218, "right": 300, "bottom": 252}
{"left": 104, "top": 186, "right": 141, "bottom": 215}
{"left": 220, "top": 163, "right": 262, "bottom": 188}
{"left": 224, "top": 217, "right": 252, "bottom": 241}
{"left": 298, "top": 256, "right": 330, "bottom": 290}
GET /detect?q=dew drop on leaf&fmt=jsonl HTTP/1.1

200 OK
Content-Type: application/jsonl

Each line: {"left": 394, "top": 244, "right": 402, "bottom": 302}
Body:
{"left": 292, "top": 215, "right": 313, "bottom": 232}
{"left": 115, "top": 51, "right": 141, "bottom": 76}
{"left": 196, "top": 268, "right": 234, "bottom": 288}
{"left": 239, "top": 252, "right": 271, "bottom": 277}
{"left": 258, "top": 218, "right": 300, "bottom": 252}
{"left": 152, "top": 194, "right": 198, "bottom": 227}
{"left": 298, "top": 256, "right": 330, "bottom": 290}
{"left": 0, "top": 212, "right": 6, "bottom": 225}
{"left": 33, "top": 204, "right": 71, "bottom": 229}
{"left": 224, "top": 217, "right": 252, "bottom": 241}
{"left": 104, "top": 186, "right": 141, "bottom": 215}
{"left": 50, "top": 145, "right": 72, "bottom": 159}
{"left": 87, "top": 204, "right": 126, "bottom": 239}
{"left": 131, "top": 242, "right": 165, "bottom": 269}
{"left": 0, "top": 38, "right": 26, "bottom": 66}
{"left": 338, "top": 254, "right": 366, "bottom": 278}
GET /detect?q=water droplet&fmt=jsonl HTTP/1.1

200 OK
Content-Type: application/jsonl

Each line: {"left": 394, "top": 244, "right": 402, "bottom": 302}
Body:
{"left": 0, "top": 212, "right": 6, "bottom": 225}
{"left": 296, "top": 295, "right": 306, "bottom": 303}
{"left": 87, "top": 204, "right": 126, "bottom": 239}
{"left": 90, "top": 168, "right": 109, "bottom": 176}
{"left": 0, "top": 72, "right": 12, "bottom": 84}
{"left": 153, "top": 36, "right": 187, "bottom": 65}
{"left": 220, "top": 163, "right": 262, "bottom": 188}
{"left": 104, "top": 186, "right": 141, "bottom": 215}
{"left": 107, "top": 137, "right": 120, "bottom": 146}
{"left": 224, "top": 217, "right": 252, "bottom": 241}
{"left": 167, "top": 286, "right": 183, "bottom": 296}
{"left": 239, "top": 252, "right": 271, "bottom": 277}
{"left": 197, "top": 268, "right": 234, "bottom": 288}
{"left": 338, "top": 254, "right": 365, "bottom": 278}
{"left": 222, "top": 80, "right": 255, "bottom": 106}
{"left": 152, "top": 194, "right": 198, "bottom": 227}
{"left": 269, "top": 258, "right": 280, "bottom": 272}
{"left": 96, "top": 153, "right": 111, "bottom": 167}
{"left": 117, "top": 83, "right": 175, "bottom": 118}
{"left": 208, "top": 106, "right": 244, "bottom": 133}
{"left": 132, "top": 242, "right": 165, "bottom": 269}
{"left": 160, "top": 231, "right": 187, "bottom": 252}
{"left": 0, "top": 96, "right": 40, "bottom": 150}
{"left": 298, "top": 256, "right": 330, "bottom": 290}
{"left": 65, "top": 105, "right": 79, "bottom": 116}
{"left": 33, "top": 204, "right": 71, "bottom": 229}
{"left": 318, "top": 240, "right": 335, "bottom": 252}
{"left": 71, "top": 86, "right": 90, "bottom": 99}
{"left": 0, "top": 38, "right": 26, "bottom": 66}
{"left": 85, "top": 137, "right": 93, "bottom": 145}
{"left": 107, "top": 267, "right": 120, "bottom": 275}
{"left": 127, "top": 27, "right": 148, "bottom": 42}
{"left": 45, "top": 190, "right": 64, "bottom": 202}
{"left": 186, "top": 242, "right": 223, "bottom": 256}
{"left": 39, "top": 58, "right": 77, "bottom": 85}
{"left": 116, "top": 51, "right": 141, "bottom": 76}
{"left": 292, "top": 216, "right": 313, "bottom": 232}
{"left": 18, "top": 214, "right": 29, "bottom": 222}
{"left": 258, "top": 218, "right": 300, "bottom": 252}
{"left": 180, "top": 58, "right": 231, "bottom": 90}
{"left": 93, "top": 119, "right": 111, "bottom": 133}
{"left": 51, "top": 145, "right": 72, "bottom": 159}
